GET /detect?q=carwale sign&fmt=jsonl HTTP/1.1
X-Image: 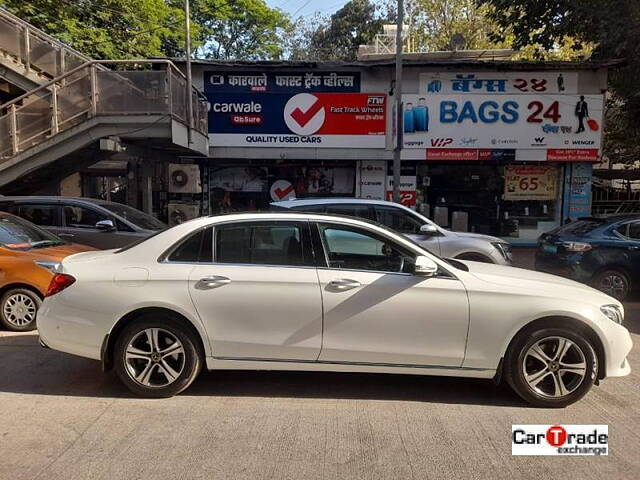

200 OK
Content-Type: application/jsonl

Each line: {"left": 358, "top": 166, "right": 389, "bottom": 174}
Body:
{"left": 205, "top": 71, "right": 386, "bottom": 148}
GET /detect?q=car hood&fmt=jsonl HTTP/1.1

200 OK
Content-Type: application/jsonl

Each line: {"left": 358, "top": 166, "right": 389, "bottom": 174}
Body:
{"left": 458, "top": 260, "right": 620, "bottom": 306}
{"left": 447, "top": 230, "right": 504, "bottom": 244}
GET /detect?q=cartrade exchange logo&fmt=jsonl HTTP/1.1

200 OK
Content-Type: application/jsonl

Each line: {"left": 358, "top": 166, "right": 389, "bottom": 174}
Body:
{"left": 512, "top": 425, "right": 608, "bottom": 456}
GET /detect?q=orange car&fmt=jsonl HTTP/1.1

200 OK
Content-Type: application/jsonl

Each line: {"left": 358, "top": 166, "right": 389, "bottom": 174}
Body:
{"left": 0, "top": 212, "right": 93, "bottom": 331}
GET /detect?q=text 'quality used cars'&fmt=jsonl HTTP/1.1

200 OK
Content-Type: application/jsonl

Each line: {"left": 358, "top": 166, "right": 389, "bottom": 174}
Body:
{"left": 37, "top": 213, "right": 632, "bottom": 407}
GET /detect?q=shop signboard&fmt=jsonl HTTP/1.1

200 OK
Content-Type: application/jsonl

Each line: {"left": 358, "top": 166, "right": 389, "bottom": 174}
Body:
{"left": 402, "top": 93, "right": 603, "bottom": 151}
{"left": 204, "top": 71, "right": 386, "bottom": 148}
{"left": 358, "top": 160, "right": 386, "bottom": 200}
{"left": 386, "top": 164, "right": 417, "bottom": 206}
{"left": 562, "top": 162, "right": 593, "bottom": 220}
{"left": 420, "top": 72, "right": 578, "bottom": 95}
{"left": 504, "top": 165, "right": 558, "bottom": 201}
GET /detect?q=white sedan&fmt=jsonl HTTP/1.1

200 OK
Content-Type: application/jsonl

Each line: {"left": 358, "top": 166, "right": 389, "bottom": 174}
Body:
{"left": 37, "top": 213, "right": 632, "bottom": 407}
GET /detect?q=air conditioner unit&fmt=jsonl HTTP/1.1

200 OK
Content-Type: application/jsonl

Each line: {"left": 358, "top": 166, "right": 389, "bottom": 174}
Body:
{"left": 168, "top": 164, "right": 201, "bottom": 194}
{"left": 167, "top": 202, "right": 201, "bottom": 227}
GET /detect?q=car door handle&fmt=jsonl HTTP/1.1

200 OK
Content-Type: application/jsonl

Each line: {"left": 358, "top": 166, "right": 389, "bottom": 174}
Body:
{"left": 196, "top": 275, "right": 231, "bottom": 289}
{"left": 328, "top": 278, "right": 361, "bottom": 291}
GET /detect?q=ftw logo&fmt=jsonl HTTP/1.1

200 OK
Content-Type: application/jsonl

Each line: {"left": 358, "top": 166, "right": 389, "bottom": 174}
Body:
{"left": 367, "top": 96, "right": 385, "bottom": 105}
{"left": 430, "top": 138, "right": 454, "bottom": 147}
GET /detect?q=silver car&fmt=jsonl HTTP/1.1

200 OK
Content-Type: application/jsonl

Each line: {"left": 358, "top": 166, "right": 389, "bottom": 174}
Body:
{"left": 271, "top": 198, "right": 512, "bottom": 265}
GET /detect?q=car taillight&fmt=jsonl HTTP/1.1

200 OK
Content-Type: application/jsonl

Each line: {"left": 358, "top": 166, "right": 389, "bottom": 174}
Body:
{"left": 46, "top": 273, "right": 76, "bottom": 297}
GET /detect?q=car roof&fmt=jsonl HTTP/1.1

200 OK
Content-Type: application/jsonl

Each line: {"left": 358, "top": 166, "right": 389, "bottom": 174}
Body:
{"left": 577, "top": 214, "right": 640, "bottom": 225}
{"left": 0, "top": 196, "right": 114, "bottom": 206}
{"left": 271, "top": 198, "right": 407, "bottom": 208}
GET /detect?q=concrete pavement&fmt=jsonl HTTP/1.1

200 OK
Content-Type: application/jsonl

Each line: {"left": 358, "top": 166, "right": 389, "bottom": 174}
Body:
{"left": 0, "top": 306, "right": 638, "bottom": 479}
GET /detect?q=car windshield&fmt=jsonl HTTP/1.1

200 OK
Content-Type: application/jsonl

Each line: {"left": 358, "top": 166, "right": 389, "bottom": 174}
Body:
{"left": 555, "top": 218, "right": 606, "bottom": 236}
{"left": 0, "top": 215, "right": 66, "bottom": 251}
{"left": 100, "top": 203, "right": 166, "bottom": 231}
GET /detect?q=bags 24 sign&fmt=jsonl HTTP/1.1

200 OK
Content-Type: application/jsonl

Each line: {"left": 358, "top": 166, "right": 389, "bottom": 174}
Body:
{"left": 204, "top": 71, "right": 386, "bottom": 148}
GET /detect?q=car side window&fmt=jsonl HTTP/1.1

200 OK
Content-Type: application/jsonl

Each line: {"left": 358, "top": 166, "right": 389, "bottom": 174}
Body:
{"left": 374, "top": 206, "right": 423, "bottom": 234}
{"left": 168, "top": 227, "right": 213, "bottom": 263}
{"left": 64, "top": 205, "right": 107, "bottom": 229}
{"left": 17, "top": 204, "right": 58, "bottom": 226}
{"left": 318, "top": 223, "right": 414, "bottom": 273}
{"left": 215, "top": 222, "right": 311, "bottom": 267}
{"left": 627, "top": 222, "right": 640, "bottom": 240}
{"left": 325, "top": 204, "right": 374, "bottom": 221}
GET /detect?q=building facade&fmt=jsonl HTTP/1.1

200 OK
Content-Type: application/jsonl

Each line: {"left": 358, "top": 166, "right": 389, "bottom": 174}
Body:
{"left": 175, "top": 58, "right": 608, "bottom": 245}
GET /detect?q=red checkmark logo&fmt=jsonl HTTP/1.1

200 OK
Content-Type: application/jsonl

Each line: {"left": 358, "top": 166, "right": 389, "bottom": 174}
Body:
{"left": 274, "top": 185, "right": 295, "bottom": 199}
{"left": 290, "top": 98, "right": 324, "bottom": 127}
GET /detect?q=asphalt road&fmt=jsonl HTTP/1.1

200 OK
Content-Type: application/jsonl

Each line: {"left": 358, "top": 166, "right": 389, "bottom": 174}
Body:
{"left": 0, "top": 305, "right": 638, "bottom": 480}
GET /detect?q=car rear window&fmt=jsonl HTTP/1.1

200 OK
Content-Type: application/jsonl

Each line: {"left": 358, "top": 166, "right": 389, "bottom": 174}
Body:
{"left": 555, "top": 218, "right": 605, "bottom": 235}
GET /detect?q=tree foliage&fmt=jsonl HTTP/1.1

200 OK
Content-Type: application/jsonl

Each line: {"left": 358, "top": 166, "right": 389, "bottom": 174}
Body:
{"left": 0, "top": 0, "right": 188, "bottom": 59}
{"left": 479, "top": 0, "right": 640, "bottom": 163}
{"left": 191, "top": 0, "right": 291, "bottom": 60}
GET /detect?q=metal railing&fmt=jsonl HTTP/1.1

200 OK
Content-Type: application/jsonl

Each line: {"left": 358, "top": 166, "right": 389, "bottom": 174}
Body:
{"left": 0, "top": 7, "right": 105, "bottom": 79}
{"left": 0, "top": 59, "right": 208, "bottom": 160}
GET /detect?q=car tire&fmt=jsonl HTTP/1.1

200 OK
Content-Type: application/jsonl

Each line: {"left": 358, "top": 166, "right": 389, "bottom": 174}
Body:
{"left": 591, "top": 269, "right": 630, "bottom": 301}
{"left": 114, "top": 314, "right": 202, "bottom": 398}
{"left": 0, "top": 288, "right": 41, "bottom": 332}
{"left": 504, "top": 327, "right": 597, "bottom": 408}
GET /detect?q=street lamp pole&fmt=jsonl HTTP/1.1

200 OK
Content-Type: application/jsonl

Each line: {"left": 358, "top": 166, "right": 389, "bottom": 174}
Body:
{"left": 392, "top": 0, "right": 404, "bottom": 203}
{"left": 184, "top": 0, "right": 193, "bottom": 145}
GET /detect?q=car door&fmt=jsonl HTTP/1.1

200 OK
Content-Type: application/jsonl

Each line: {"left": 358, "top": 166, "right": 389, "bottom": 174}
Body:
{"left": 60, "top": 203, "right": 122, "bottom": 249}
{"left": 188, "top": 220, "right": 323, "bottom": 361}
{"left": 373, "top": 204, "right": 442, "bottom": 255}
{"left": 617, "top": 220, "right": 640, "bottom": 280}
{"left": 314, "top": 221, "right": 469, "bottom": 367}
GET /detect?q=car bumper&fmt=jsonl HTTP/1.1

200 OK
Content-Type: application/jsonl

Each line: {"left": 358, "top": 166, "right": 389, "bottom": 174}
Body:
{"left": 601, "top": 319, "right": 633, "bottom": 378}
{"left": 534, "top": 250, "right": 592, "bottom": 283}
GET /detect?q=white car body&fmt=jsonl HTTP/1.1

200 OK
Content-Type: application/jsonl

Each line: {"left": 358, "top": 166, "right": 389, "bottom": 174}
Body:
{"left": 38, "top": 213, "right": 631, "bottom": 392}
{"left": 271, "top": 198, "right": 512, "bottom": 265}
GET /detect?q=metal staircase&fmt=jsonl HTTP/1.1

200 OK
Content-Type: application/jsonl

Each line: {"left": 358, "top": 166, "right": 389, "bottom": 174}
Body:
{"left": 0, "top": 8, "right": 209, "bottom": 193}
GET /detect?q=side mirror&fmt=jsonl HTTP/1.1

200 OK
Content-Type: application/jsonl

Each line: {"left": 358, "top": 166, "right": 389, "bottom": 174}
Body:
{"left": 96, "top": 219, "right": 115, "bottom": 232}
{"left": 420, "top": 224, "right": 439, "bottom": 236}
{"left": 412, "top": 255, "right": 438, "bottom": 277}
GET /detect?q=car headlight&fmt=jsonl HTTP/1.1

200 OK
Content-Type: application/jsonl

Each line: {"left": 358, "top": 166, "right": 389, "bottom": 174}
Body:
{"left": 562, "top": 241, "right": 592, "bottom": 252}
{"left": 34, "top": 260, "right": 61, "bottom": 273}
{"left": 601, "top": 304, "right": 624, "bottom": 325}
{"left": 491, "top": 242, "right": 512, "bottom": 260}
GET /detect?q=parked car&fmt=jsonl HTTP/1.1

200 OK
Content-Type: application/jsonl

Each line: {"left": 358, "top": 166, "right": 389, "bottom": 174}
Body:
{"left": 38, "top": 212, "right": 631, "bottom": 407}
{"left": 0, "top": 212, "right": 93, "bottom": 331}
{"left": 0, "top": 196, "right": 166, "bottom": 249}
{"left": 535, "top": 214, "right": 640, "bottom": 300}
{"left": 271, "top": 198, "right": 512, "bottom": 265}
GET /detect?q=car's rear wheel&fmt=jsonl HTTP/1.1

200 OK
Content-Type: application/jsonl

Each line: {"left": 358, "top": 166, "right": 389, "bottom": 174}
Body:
{"left": 114, "top": 315, "right": 202, "bottom": 398}
{"left": 0, "top": 288, "right": 41, "bottom": 332}
{"left": 505, "top": 327, "right": 597, "bottom": 408}
{"left": 591, "top": 269, "right": 630, "bottom": 300}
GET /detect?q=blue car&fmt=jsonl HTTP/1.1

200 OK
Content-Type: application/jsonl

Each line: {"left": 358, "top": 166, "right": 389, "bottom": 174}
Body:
{"left": 535, "top": 215, "right": 640, "bottom": 300}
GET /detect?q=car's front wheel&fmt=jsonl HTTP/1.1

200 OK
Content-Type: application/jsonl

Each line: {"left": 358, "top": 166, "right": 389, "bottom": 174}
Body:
{"left": 0, "top": 288, "right": 41, "bottom": 332}
{"left": 505, "top": 327, "right": 597, "bottom": 408}
{"left": 114, "top": 315, "right": 202, "bottom": 398}
{"left": 591, "top": 269, "right": 630, "bottom": 300}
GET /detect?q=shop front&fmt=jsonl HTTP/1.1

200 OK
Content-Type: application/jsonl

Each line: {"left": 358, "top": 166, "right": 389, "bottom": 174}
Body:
{"left": 399, "top": 70, "right": 604, "bottom": 245}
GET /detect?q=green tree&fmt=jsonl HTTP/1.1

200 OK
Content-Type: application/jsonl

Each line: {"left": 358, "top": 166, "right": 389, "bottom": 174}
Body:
{"left": 479, "top": 0, "right": 640, "bottom": 163}
{"left": 305, "top": 0, "right": 384, "bottom": 61}
{"left": 0, "top": 0, "right": 188, "bottom": 59}
{"left": 192, "top": 0, "right": 291, "bottom": 60}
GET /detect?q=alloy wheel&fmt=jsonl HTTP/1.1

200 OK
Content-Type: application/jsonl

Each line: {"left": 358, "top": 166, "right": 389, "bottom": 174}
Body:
{"left": 522, "top": 336, "right": 588, "bottom": 398}
{"left": 599, "top": 273, "right": 627, "bottom": 299}
{"left": 2, "top": 293, "right": 37, "bottom": 327}
{"left": 124, "top": 328, "right": 186, "bottom": 388}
